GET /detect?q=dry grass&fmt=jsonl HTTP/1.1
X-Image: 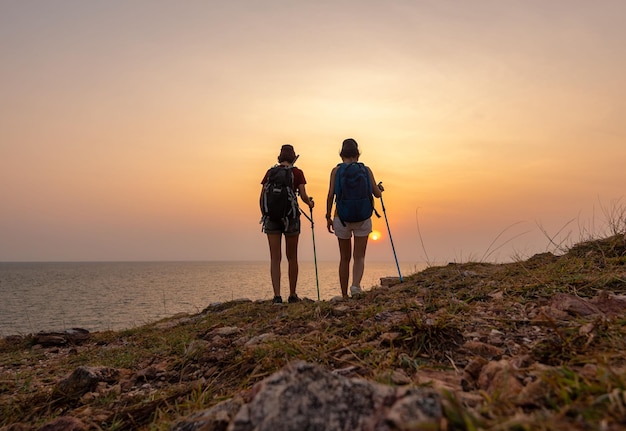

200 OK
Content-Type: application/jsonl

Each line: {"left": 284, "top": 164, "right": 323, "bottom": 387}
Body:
{"left": 2, "top": 234, "right": 626, "bottom": 430}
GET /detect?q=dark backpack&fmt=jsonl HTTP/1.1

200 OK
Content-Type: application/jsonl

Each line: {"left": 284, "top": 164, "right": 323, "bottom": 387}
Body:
{"left": 334, "top": 162, "right": 377, "bottom": 224}
{"left": 260, "top": 165, "right": 300, "bottom": 225}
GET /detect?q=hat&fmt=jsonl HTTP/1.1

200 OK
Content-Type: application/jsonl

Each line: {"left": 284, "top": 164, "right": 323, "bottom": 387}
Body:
{"left": 278, "top": 144, "right": 297, "bottom": 163}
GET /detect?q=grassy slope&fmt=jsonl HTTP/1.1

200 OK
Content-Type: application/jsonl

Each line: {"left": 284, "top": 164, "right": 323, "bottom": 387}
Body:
{"left": 1, "top": 234, "right": 626, "bottom": 430}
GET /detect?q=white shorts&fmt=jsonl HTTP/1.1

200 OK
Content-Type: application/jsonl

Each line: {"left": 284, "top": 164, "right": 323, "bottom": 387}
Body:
{"left": 332, "top": 217, "right": 372, "bottom": 239}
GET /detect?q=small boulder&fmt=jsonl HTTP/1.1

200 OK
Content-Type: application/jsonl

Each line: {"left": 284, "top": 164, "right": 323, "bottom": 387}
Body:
{"left": 55, "top": 366, "right": 119, "bottom": 399}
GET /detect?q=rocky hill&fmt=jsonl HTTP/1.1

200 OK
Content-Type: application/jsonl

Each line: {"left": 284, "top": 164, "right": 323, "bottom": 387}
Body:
{"left": 2, "top": 234, "right": 626, "bottom": 430}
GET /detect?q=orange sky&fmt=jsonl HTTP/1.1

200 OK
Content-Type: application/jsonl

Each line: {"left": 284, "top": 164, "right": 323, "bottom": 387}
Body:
{"left": 1, "top": 1, "right": 625, "bottom": 264}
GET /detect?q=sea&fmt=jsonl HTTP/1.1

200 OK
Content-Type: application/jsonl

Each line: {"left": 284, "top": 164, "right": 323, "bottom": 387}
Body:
{"left": 0, "top": 261, "right": 424, "bottom": 337}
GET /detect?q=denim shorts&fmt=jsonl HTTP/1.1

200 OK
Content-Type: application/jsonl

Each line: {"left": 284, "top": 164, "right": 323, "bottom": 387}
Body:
{"left": 263, "top": 217, "right": 301, "bottom": 236}
{"left": 332, "top": 217, "right": 372, "bottom": 239}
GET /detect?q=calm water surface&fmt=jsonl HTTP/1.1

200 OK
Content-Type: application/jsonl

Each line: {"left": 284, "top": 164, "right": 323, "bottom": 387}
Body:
{"left": 0, "top": 261, "right": 422, "bottom": 336}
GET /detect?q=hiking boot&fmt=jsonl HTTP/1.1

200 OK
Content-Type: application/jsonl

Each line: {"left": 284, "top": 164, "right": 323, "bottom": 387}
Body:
{"left": 350, "top": 285, "right": 363, "bottom": 296}
{"left": 288, "top": 294, "right": 301, "bottom": 303}
{"left": 272, "top": 296, "right": 283, "bottom": 304}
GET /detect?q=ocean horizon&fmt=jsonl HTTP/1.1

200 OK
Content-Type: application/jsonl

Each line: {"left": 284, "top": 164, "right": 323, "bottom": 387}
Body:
{"left": 0, "top": 260, "right": 424, "bottom": 336}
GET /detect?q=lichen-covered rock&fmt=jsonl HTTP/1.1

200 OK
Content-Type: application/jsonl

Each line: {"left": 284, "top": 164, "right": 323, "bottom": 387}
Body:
{"left": 170, "top": 361, "right": 442, "bottom": 431}
{"left": 229, "top": 361, "right": 441, "bottom": 431}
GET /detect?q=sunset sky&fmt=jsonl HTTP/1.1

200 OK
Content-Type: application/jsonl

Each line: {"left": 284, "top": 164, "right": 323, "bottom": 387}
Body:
{"left": 2, "top": 1, "right": 625, "bottom": 265}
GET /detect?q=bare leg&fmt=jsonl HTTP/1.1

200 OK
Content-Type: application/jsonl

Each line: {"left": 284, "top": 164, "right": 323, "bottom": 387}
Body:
{"left": 338, "top": 238, "right": 352, "bottom": 297}
{"left": 352, "top": 235, "right": 369, "bottom": 289}
{"left": 267, "top": 234, "right": 282, "bottom": 297}
{"left": 285, "top": 234, "right": 300, "bottom": 296}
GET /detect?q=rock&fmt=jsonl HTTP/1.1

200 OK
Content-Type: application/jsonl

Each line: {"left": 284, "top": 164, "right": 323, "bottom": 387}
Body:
{"left": 332, "top": 305, "right": 350, "bottom": 315}
{"left": 378, "top": 369, "right": 412, "bottom": 385}
{"left": 541, "top": 291, "right": 626, "bottom": 320}
{"left": 381, "top": 277, "right": 402, "bottom": 287}
{"left": 533, "top": 306, "right": 570, "bottom": 322}
{"left": 228, "top": 361, "right": 442, "bottom": 431}
{"left": 55, "top": 366, "right": 119, "bottom": 399}
{"left": 32, "top": 334, "right": 67, "bottom": 347}
{"left": 373, "top": 311, "right": 409, "bottom": 325}
{"left": 170, "top": 397, "right": 245, "bottom": 431}
{"left": 488, "top": 329, "right": 506, "bottom": 346}
{"left": 383, "top": 386, "right": 442, "bottom": 431}
{"left": 38, "top": 416, "right": 87, "bottom": 431}
{"left": 516, "top": 376, "right": 551, "bottom": 406}
{"left": 332, "top": 365, "right": 361, "bottom": 377}
{"left": 244, "top": 333, "right": 275, "bottom": 348}
{"left": 184, "top": 340, "right": 211, "bottom": 359}
{"left": 551, "top": 293, "right": 601, "bottom": 317}
{"left": 489, "top": 290, "right": 504, "bottom": 300}
{"left": 379, "top": 332, "right": 402, "bottom": 346}
{"left": 33, "top": 328, "right": 89, "bottom": 347}
{"left": 460, "top": 340, "right": 504, "bottom": 358}
{"left": 414, "top": 369, "right": 460, "bottom": 393}
{"left": 477, "top": 360, "right": 523, "bottom": 398}
{"left": 136, "top": 363, "right": 168, "bottom": 383}
{"left": 514, "top": 362, "right": 553, "bottom": 406}
{"left": 525, "top": 252, "right": 559, "bottom": 268}
{"left": 0, "top": 423, "right": 30, "bottom": 431}
{"left": 461, "top": 357, "right": 489, "bottom": 391}
{"left": 210, "top": 326, "right": 242, "bottom": 337}
{"left": 590, "top": 290, "right": 626, "bottom": 316}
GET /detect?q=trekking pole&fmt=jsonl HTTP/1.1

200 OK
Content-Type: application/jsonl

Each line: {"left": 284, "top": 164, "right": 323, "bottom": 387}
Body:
{"left": 302, "top": 198, "right": 320, "bottom": 300}
{"left": 378, "top": 182, "right": 403, "bottom": 282}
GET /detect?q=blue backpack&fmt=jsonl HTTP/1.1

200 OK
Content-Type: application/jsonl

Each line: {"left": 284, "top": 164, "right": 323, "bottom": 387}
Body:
{"left": 334, "top": 162, "right": 379, "bottom": 224}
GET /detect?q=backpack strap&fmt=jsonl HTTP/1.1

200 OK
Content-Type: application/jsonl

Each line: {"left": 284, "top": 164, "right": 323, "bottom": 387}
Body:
{"left": 334, "top": 163, "right": 347, "bottom": 226}
{"left": 285, "top": 166, "right": 300, "bottom": 231}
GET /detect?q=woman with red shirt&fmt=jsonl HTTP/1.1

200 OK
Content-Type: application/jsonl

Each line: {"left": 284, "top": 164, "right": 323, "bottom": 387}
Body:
{"left": 260, "top": 144, "right": 314, "bottom": 303}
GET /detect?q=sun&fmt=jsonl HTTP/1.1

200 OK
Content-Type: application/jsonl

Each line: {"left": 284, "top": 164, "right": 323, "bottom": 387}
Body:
{"left": 369, "top": 229, "right": 382, "bottom": 241}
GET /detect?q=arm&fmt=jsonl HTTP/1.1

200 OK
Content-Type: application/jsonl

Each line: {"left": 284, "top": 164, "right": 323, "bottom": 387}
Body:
{"left": 294, "top": 168, "right": 313, "bottom": 208}
{"left": 367, "top": 167, "right": 383, "bottom": 198}
{"left": 259, "top": 184, "right": 265, "bottom": 216}
{"left": 326, "top": 167, "right": 338, "bottom": 233}
{"left": 259, "top": 170, "right": 269, "bottom": 215}
{"left": 298, "top": 184, "right": 314, "bottom": 208}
